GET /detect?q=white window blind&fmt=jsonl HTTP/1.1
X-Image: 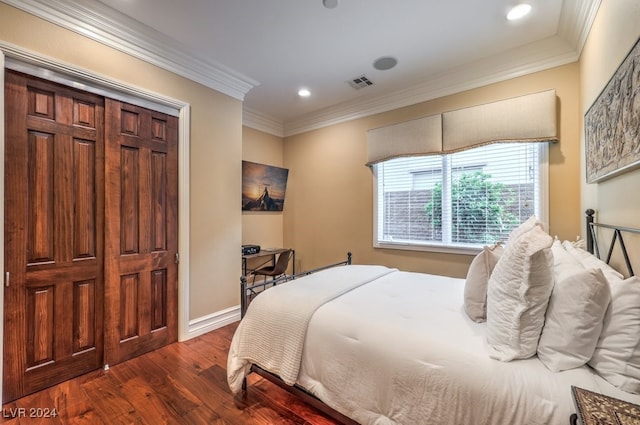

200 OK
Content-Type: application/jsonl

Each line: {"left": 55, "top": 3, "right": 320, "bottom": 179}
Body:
{"left": 373, "top": 142, "right": 547, "bottom": 253}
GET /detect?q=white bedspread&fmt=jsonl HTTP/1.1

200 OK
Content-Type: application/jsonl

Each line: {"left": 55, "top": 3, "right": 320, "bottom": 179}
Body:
{"left": 227, "top": 266, "right": 640, "bottom": 425}
{"left": 227, "top": 264, "right": 396, "bottom": 391}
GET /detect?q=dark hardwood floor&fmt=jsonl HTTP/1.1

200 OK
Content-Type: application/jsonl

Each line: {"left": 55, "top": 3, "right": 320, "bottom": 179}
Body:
{"left": 0, "top": 322, "right": 341, "bottom": 424}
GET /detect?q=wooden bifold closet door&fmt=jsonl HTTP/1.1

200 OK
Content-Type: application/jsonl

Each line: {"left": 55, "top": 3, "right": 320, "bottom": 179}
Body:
{"left": 3, "top": 70, "right": 178, "bottom": 402}
{"left": 103, "top": 98, "right": 178, "bottom": 366}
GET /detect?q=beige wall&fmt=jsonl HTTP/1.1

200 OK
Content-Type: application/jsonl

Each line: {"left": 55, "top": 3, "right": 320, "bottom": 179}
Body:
{"left": 9, "top": 0, "right": 631, "bottom": 322}
{"left": 242, "top": 126, "right": 285, "bottom": 249}
{"left": 273, "top": 2, "right": 640, "bottom": 281}
{"left": 580, "top": 0, "right": 640, "bottom": 271}
{"left": 0, "top": 3, "right": 243, "bottom": 320}
{"left": 283, "top": 63, "right": 581, "bottom": 278}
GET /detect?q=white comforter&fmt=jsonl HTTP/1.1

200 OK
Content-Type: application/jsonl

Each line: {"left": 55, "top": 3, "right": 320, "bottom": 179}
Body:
{"left": 228, "top": 265, "right": 640, "bottom": 425}
{"left": 228, "top": 265, "right": 396, "bottom": 389}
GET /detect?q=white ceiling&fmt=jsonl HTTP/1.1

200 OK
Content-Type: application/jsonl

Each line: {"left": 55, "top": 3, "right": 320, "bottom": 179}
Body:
{"left": 5, "top": 0, "right": 600, "bottom": 136}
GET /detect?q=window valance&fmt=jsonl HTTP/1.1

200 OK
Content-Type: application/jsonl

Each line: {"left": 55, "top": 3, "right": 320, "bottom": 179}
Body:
{"left": 366, "top": 89, "right": 557, "bottom": 166}
{"left": 366, "top": 114, "right": 442, "bottom": 166}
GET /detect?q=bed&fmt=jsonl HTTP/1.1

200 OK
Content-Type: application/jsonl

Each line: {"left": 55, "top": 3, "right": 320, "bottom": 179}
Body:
{"left": 227, "top": 210, "right": 640, "bottom": 424}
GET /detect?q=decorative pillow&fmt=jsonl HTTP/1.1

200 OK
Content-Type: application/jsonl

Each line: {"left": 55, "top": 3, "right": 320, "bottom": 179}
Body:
{"left": 507, "top": 215, "right": 544, "bottom": 245}
{"left": 562, "top": 240, "right": 624, "bottom": 283}
{"left": 464, "top": 244, "right": 504, "bottom": 322}
{"left": 537, "top": 242, "right": 610, "bottom": 372}
{"left": 550, "top": 238, "right": 578, "bottom": 274}
{"left": 486, "top": 225, "right": 554, "bottom": 361}
{"left": 570, "top": 237, "right": 586, "bottom": 250}
{"left": 588, "top": 277, "right": 640, "bottom": 394}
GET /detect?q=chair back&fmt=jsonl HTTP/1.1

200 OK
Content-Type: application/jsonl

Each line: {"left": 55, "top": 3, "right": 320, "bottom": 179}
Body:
{"left": 273, "top": 250, "right": 292, "bottom": 275}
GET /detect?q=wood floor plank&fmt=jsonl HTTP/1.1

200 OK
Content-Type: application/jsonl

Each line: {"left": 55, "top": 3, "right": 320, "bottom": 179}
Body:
{"left": 185, "top": 324, "right": 237, "bottom": 362}
{"left": 1, "top": 323, "right": 342, "bottom": 425}
{"left": 10, "top": 386, "right": 63, "bottom": 425}
{"left": 80, "top": 373, "right": 144, "bottom": 424}
{"left": 118, "top": 376, "right": 186, "bottom": 424}
{"left": 123, "top": 359, "right": 202, "bottom": 418}
{"left": 46, "top": 369, "right": 103, "bottom": 414}
{"left": 179, "top": 404, "right": 227, "bottom": 425}
{"left": 55, "top": 399, "right": 107, "bottom": 425}
{"left": 252, "top": 378, "right": 341, "bottom": 425}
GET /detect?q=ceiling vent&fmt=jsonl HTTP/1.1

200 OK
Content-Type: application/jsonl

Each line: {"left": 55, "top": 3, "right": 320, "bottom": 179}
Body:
{"left": 348, "top": 75, "right": 374, "bottom": 90}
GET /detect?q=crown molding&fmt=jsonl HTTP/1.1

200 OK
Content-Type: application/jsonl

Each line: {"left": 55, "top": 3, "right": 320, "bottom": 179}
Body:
{"left": 281, "top": 0, "right": 601, "bottom": 137}
{"left": 1, "top": 0, "right": 258, "bottom": 101}
{"left": 242, "top": 107, "right": 285, "bottom": 137}
{"left": 4, "top": 0, "right": 600, "bottom": 138}
{"left": 558, "top": 0, "right": 602, "bottom": 54}
{"left": 1, "top": 40, "right": 188, "bottom": 117}
{"left": 283, "top": 35, "right": 579, "bottom": 137}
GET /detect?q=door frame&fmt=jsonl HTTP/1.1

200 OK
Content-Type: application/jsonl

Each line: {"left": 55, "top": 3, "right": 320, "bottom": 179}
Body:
{"left": 0, "top": 43, "right": 192, "bottom": 402}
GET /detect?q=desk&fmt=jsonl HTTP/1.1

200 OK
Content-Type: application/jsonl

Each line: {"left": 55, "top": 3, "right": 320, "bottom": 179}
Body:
{"left": 242, "top": 248, "right": 295, "bottom": 277}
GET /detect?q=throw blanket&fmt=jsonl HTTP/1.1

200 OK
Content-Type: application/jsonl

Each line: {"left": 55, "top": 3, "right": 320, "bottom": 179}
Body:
{"left": 227, "top": 264, "right": 397, "bottom": 393}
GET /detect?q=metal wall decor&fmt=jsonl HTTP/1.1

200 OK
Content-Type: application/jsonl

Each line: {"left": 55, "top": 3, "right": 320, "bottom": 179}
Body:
{"left": 585, "top": 36, "right": 640, "bottom": 183}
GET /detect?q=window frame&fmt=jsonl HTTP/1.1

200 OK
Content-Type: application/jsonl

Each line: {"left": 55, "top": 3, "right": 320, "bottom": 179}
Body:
{"left": 372, "top": 143, "right": 549, "bottom": 255}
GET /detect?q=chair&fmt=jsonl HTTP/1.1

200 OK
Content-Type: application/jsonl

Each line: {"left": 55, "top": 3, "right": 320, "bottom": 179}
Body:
{"left": 251, "top": 249, "right": 292, "bottom": 283}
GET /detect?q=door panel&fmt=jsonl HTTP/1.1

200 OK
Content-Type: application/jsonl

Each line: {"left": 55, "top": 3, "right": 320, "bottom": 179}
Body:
{"left": 3, "top": 71, "right": 105, "bottom": 402}
{"left": 4, "top": 71, "right": 178, "bottom": 402}
{"left": 104, "top": 99, "right": 178, "bottom": 366}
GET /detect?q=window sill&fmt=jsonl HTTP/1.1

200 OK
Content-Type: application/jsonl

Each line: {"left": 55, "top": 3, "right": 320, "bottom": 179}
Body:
{"left": 374, "top": 241, "right": 482, "bottom": 256}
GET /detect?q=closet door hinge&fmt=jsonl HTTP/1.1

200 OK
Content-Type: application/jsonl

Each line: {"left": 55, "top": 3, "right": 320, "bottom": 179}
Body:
{"left": 5, "top": 272, "right": 9, "bottom": 287}
{"left": 175, "top": 253, "right": 180, "bottom": 264}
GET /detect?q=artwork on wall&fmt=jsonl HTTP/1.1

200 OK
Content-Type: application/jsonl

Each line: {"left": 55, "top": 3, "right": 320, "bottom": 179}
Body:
{"left": 585, "top": 36, "right": 640, "bottom": 183}
{"left": 242, "top": 161, "right": 289, "bottom": 211}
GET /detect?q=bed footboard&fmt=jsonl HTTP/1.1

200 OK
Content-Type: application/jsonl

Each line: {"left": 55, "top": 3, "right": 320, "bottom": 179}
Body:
{"left": 248, "top": 364, "right": 359, "bottom": 425}
{"left": 237, "top": 251, "right": 358, "bottom": 424}
{"left": 240, "top": 252, "right": 352, "bottom": 317}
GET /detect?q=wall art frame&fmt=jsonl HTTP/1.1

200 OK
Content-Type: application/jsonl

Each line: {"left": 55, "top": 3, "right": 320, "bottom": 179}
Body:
{"left": 241, "top": 160, "right": 289, "bottom": 212}
{"left": 585, "top": 36, "right": 640, "bottom": 183}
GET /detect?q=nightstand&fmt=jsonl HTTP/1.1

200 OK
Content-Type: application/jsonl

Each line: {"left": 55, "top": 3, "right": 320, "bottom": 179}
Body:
{"left": 571, "top": 385, "right": 640, "bottom": 425}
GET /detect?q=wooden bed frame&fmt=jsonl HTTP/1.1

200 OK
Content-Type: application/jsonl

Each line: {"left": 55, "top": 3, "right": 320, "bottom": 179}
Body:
{"left": 238, "top": 211, "right": 640, "bottom": 425}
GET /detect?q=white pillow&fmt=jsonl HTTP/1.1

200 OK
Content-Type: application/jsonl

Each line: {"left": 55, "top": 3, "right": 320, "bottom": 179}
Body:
{"left": 486, "top": 225, "right": 554, "bottom": 361}
{"left": 589, "top": 277, "right": 640, "bottom": 394}
{"left": 562, "top": 240, "right": 624, "bottom": 283}
{"left": 570, "top": 237, "right": 586, "bottom": 250}
{"left": 550, "top": 239, "right": 578, "bottom": 275}
{"left": 464, "top": 244, "right": 504, "bottom": 323}
{"left": 507, "top": 215, "right": 543, "bottom": 244}
{"left": 537, "top": 242, "right": 610, "bottom": 372}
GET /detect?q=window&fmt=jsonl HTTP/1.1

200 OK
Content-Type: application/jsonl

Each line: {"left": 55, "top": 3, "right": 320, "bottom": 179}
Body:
{"left": 373, "top": 142, "right": 548, "bottom": 254}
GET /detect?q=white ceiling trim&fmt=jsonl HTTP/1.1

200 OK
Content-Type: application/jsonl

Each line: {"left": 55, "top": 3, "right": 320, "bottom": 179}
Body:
{"left": 558, "top": 0, "right": 602, "bottom": 53}
{"left": 1, "top": 40, "right": 183, "bottom": 116}
{"left": 248, "top": 0, "right": 601, "bottom": 138}
{"left": 242, "top": 108, "right": 285, "bottom": 138}
{"left": 1, "top": 0, "right": 258, "bottom": 101}
{"left": 4, "top": 0, "right": 600, "bottom": 138}
{"left": 282, "top": 36, "right": 579, "bottom": 137}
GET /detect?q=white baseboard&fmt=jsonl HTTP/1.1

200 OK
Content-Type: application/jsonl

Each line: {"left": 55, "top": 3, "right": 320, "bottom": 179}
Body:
{"left": 183, "top": 305, "right": 241, "bottom": 341}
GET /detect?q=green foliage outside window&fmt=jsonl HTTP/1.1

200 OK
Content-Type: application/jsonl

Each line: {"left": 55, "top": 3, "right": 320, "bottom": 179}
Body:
{"left": 424, "top": 171, "right": 518, "bottom": 244}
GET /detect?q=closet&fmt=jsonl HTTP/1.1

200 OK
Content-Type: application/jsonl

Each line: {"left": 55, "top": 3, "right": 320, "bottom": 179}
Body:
{"left": 3, "top": 70, "right": 178, "bottom": 402}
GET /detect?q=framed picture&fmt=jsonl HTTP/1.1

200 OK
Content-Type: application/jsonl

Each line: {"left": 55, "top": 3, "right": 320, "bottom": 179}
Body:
{"left": 585, "top": 36, "right": 640, "bottom": 183}
{"left": 242, "top": 161, "right": 289, "bottom": 211}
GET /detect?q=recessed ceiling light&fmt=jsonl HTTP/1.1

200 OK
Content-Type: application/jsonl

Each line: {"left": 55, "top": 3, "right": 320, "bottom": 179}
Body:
{"left": 322, "top": 0, "right": 339, "bottom": 9}
{"left": 507, "top": 3, "right": 532, "bottom": 20}
{"left": 298, "top": 88, "right": 311, "bottom": 98}
{"left": 373, "top": 56, "right": 398, "bottom": 71}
